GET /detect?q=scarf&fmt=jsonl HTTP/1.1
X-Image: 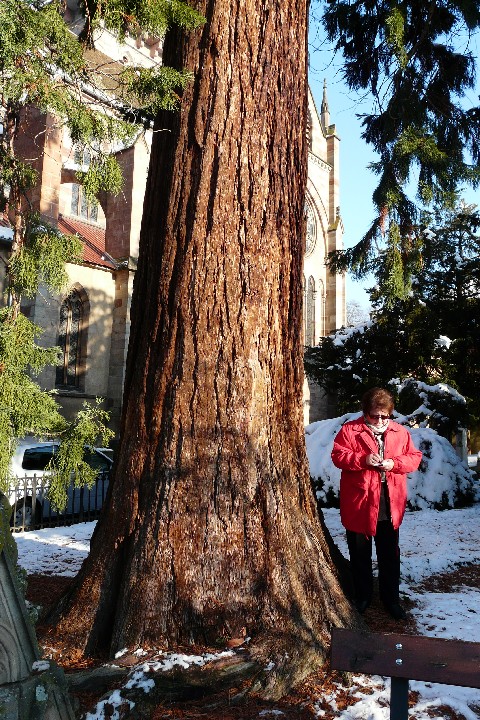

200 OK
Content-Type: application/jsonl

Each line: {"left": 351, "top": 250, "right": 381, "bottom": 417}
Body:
{"left": 365, "top": 419, "right": 390, "bottom": 521}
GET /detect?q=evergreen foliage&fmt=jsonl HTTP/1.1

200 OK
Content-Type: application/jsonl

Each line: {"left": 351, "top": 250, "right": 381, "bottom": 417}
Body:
{"left": 0, "top": 0, "right": 204, "bottom": 504}
{"left": 0, "top": 0, "right": 203, "bottom": 203}
{"left": 81, "top": 0, "right": 204, "bottom": 45}
{"left": 320, "top": 0, "right": 480, "bottom": 301}
{"left": 305, "top": 202, "right": 480, "bottom": 436}
{"left": 120, "top": 64, "right": 194, "bottom": 115}
{"left": 46, "top": 400, "right": 113, "bottom": 511}
{"left": 8, "top": 214, "right": 83, "bottom": 300}
{"left": 0, "top": 308, "right": 65, "bottom": 485}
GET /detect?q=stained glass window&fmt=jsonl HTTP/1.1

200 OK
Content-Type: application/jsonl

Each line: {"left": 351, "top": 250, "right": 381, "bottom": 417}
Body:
{"left": 56, "top": 290, "right": 83, "bottom": 388}
{"left": 305, "top": 276, "right": 315, "bottom": 347}
{"left": 305, "top": 201, "right": 316, "bottom": 256}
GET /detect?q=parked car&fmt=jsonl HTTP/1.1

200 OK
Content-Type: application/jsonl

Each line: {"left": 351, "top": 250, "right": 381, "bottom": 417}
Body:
{"left": 8, "top": 438, "right": 113, "bottom": 530}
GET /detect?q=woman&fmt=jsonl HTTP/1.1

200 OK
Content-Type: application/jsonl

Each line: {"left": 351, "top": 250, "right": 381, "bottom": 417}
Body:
{"left": 331, "top": 387, "right": 422, "bottom": 619}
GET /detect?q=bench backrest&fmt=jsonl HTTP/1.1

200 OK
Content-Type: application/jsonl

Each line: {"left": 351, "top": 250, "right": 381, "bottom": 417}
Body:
{"left": 331, "top": 628, "right": 480, "bottom": 689}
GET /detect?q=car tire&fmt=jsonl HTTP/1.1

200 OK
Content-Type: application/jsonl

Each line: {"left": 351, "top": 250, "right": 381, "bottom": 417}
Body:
{"left": 10, "top": 497, "right": 42, "bottom": 530}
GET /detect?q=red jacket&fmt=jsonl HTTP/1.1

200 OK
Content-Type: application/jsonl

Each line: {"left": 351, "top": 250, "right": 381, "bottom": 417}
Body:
{"left": 331, "top": 417, "right": 422, "bottom": 536}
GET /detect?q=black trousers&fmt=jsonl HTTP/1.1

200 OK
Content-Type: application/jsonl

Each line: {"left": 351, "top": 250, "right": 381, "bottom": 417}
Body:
{"left": 346, "top": 520, "right": 400, "bottom": 607}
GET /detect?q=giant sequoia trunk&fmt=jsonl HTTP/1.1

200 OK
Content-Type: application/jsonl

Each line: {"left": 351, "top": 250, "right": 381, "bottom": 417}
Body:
{"left": 53, "top": 0, "right": 355, "bottom": 693}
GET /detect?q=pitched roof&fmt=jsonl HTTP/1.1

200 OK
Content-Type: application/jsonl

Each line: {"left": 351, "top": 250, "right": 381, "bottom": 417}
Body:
{"left": 57, "top": 215, "right": 116, "bottom": 270}
{"left": 0, "top": 213, "right": 115, "bottom": 269}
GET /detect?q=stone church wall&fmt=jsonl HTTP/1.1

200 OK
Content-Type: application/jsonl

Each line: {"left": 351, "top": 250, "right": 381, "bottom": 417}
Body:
{"left": 27, "top": 264, "right": 117, "bottom": 423}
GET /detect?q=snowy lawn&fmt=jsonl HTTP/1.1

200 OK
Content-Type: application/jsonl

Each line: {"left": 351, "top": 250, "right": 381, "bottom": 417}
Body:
{"left": 15, "top": 506, "right": 480, "bottom": 720}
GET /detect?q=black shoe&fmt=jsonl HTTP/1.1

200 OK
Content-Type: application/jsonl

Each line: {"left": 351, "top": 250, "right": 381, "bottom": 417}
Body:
{"left": 355, "top": 599, "right": 370, "bottom": 614}
{"left": 386, "top": 602, "right": 407, "bottom": 620}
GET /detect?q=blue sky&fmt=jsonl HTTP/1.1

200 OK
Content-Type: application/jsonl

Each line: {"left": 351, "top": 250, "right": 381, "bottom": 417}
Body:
{"left": 308, "top": 24, "right": 480, "bottom": 310}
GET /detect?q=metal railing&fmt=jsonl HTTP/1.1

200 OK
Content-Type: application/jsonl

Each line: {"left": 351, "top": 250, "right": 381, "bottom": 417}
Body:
{"left": 8, "top": 471, "right": 110, "bottom": 532}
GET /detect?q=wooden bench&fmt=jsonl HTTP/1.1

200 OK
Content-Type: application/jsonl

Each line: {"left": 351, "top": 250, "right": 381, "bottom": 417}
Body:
{"left": 330, "top": 628, "right": 480, "bottom": 720}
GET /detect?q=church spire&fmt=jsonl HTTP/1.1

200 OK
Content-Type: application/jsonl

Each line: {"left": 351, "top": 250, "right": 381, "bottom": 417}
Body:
{"left": 321, "top": 78, "right": 330, "bottom": 133}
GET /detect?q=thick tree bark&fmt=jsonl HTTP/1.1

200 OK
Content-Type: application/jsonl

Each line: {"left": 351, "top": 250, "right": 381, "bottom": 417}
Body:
{"left": 52, "top": 0, "right": 356, "bottom": 694}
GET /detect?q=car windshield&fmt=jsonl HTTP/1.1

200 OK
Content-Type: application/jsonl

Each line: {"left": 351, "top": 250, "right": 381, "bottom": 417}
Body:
{"left": 21, "top": 446, "right": 57, "bottom": 471}
{"left": 21, "top": 445, "right": 112, "bottom": 472}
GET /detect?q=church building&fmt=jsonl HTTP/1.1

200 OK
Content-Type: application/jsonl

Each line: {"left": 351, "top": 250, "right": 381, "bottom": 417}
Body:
{"left": 303, "top": 82, "right": 345, "bottom": 421}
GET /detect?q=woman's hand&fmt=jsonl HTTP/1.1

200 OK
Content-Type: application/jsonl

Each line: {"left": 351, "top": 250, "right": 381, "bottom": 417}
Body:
{"left": 366, "top": 454, "right": 394, "bottom": 471}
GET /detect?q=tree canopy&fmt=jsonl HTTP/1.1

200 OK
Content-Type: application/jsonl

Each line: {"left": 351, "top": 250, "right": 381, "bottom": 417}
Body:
{"left": 319, "top": 0, "right": 480, "bottom": 302}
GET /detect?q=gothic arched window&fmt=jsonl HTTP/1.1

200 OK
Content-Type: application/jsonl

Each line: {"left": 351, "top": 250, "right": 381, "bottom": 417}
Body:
{"left": 55, "top": 287, "right": 88, "bottom": 390}
{"left": 303, "top": 275, "right": 307, "bottom": 344}
{"left": 305, "top": 276, "right": 316, "bottom": 347}
{"left": 305, "top": 200, "right": 316, "bottom": 256}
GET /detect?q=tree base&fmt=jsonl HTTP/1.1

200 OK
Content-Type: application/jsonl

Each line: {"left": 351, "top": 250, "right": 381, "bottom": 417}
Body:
{"left": 67, "top": 643, "right": 325, "bottom": 716}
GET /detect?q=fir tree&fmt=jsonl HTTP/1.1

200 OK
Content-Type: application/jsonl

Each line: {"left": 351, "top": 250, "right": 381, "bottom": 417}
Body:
{"left": 305, "top": 201, "right": 480, "bottom": 435}
{"left": 320, "top": 0, "right": 480, "bottom": 302}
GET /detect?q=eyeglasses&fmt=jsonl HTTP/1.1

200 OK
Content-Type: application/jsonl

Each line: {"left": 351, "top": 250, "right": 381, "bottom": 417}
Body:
{"left": 368, "top": 413, "right": 390, "bottom": 420}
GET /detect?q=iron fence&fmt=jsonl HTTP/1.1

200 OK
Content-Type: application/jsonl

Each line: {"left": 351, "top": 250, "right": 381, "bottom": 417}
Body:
{"left": 7, "top": 471, "right": 110, "bottom": 532}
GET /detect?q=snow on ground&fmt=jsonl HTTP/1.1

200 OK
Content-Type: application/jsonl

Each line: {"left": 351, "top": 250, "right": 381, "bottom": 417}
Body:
{"left": 323, "top": 506, "right": 480, "bottom": 586}
{"left": 15, "top": 506, "right": 480, "bottom": 719}
{"left": 323, "top": 505, "right": 480, "bottom": 646}
{"left": 15, "top": 522, "right": 93, "bottom": 576}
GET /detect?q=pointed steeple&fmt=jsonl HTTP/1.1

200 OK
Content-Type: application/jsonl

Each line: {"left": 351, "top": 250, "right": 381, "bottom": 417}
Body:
{"left": 321, "top": 79, "right": 330, "bottom": 133}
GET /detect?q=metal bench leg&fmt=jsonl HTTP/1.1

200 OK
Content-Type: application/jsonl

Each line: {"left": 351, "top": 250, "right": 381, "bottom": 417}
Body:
{"left": 390, "top": 677, "right": 409, "bottom": 720}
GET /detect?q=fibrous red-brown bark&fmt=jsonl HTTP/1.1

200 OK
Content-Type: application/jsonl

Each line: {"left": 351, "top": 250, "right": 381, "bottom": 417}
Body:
{"left": 53, "top": 0, "right": 356, "bottom": 694}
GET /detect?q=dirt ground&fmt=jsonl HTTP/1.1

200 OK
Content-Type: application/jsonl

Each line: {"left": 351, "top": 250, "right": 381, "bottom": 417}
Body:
{"left": 26, "top": 565, "right": 480, "bottom": 719}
